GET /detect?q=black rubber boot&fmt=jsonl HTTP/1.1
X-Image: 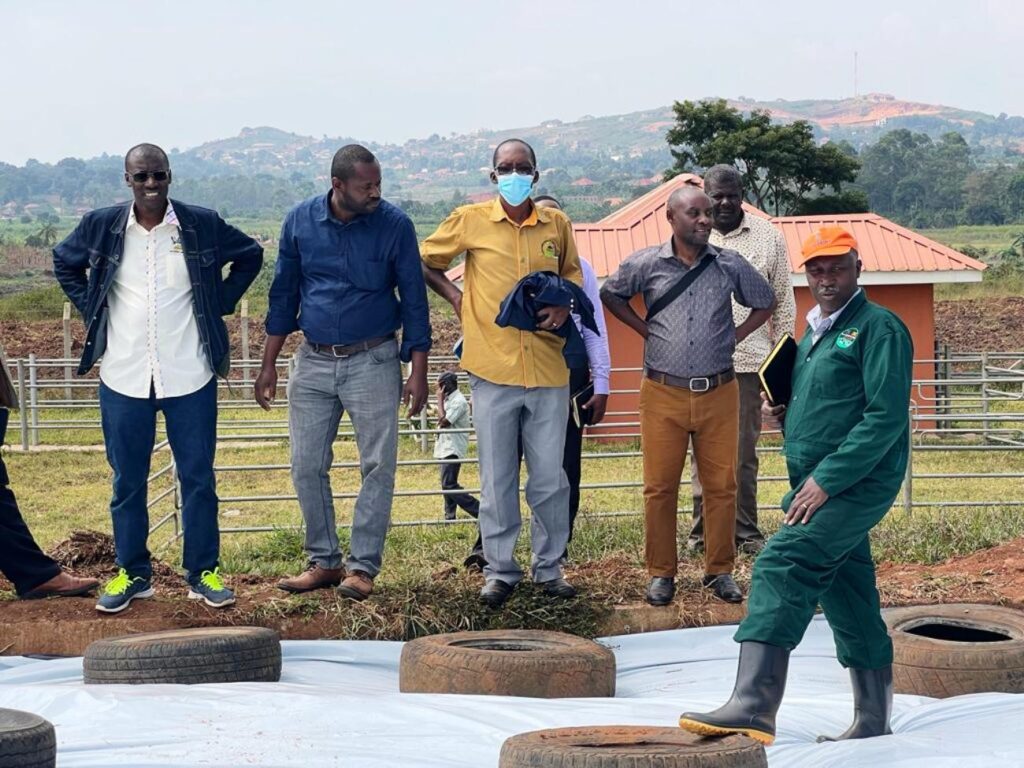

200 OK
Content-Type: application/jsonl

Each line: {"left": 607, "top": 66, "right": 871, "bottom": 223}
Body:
{"left": 678, "top": 641, "right": 790, "bottom": 746}
{"left": 816, "top": 665, "right": 893, "bottom": 742}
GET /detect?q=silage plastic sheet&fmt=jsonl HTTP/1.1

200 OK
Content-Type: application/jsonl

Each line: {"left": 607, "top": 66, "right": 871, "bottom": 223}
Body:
{"left": 1, "top": 615, "right": 1022, "bottom": 767}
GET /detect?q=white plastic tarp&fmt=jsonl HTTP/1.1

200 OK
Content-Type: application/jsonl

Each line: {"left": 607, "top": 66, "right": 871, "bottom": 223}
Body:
{"left": 1, "top": 616, "right": 1022, "bottom": 767}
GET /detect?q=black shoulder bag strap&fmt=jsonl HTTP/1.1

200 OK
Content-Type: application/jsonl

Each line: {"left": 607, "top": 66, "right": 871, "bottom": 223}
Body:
{"left": 645, "top": 252, "right": 717, "bottom": 322}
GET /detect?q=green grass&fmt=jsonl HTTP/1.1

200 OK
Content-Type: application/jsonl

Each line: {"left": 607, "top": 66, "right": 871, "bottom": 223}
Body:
{"left": 919, "top": 224, "right": 1022, "bottom": 253}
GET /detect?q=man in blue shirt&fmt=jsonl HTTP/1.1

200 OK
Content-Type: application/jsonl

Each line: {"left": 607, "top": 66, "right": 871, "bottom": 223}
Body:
{"left": 256, "top": 144, "right": 432, "bottom": 601}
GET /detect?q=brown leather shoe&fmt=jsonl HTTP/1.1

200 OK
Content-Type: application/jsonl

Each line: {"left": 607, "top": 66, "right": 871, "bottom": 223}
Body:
{"left": 277, "top": 564, "right": 344, "bottom": 594}
{"left": 337, "top": 570, "right": 373, "bottom": 601}
{"left": 20, "top": 570, "right": 100, "bottom": 600}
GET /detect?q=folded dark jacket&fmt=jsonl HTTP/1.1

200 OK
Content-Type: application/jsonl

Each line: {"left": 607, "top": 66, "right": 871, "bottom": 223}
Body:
{"left": 495, "top": 271, "right": 599, "bottom": 370}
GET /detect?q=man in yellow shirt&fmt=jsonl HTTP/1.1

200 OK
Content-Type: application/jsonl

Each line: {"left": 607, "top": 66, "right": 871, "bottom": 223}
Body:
{"left": 421, "top": 138, "right": 583, "bottom": 608}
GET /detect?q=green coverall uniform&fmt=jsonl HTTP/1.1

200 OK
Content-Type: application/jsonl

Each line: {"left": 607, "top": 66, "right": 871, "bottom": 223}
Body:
{"left": 734, "top": 290, "right": 913, "bottom": 669}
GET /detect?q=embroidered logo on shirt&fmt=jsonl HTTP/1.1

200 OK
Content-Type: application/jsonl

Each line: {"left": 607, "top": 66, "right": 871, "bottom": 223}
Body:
{"left": 836, "top": 327, "right": 859, "bottom": 349}
{"left": 541, "top": 239, "right": 559, "bottom": 260}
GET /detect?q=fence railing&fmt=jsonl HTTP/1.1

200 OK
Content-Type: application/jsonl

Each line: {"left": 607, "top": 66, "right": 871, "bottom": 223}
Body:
{"left": 4, "top": 350, "right": 1023, "bottom": 545}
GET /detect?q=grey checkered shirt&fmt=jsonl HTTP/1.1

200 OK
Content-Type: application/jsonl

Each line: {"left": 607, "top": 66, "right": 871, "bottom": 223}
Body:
{"left": 602, "top": 241, "right": 775, "bottom": 378}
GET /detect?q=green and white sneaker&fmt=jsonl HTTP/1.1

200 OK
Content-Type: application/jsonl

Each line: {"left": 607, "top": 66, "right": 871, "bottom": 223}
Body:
{"left": 187, "top": 568, "right": 236, "bottom": 608}
{"left": 95, "top": 568, "right": 155, "bottom": 614}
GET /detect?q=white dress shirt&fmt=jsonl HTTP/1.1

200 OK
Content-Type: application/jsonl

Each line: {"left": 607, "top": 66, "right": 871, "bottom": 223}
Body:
{"left": 100, "top": 202, "right": 212, "bottom": 399}
{"left": 807, "top": 288, "right": 862, "bottom": 344}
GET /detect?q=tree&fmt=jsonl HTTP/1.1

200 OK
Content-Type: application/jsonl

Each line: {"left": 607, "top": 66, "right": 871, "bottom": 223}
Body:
{"left": 664, "top": 99, "right": 860, "bottom": 215}
{"left": 32, "top": 221, "right": 58, "bottom": 247}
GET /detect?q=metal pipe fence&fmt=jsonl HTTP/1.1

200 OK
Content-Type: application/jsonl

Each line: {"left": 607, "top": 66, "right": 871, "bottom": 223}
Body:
{"left": 4, "top": 351, "right": 1022, "bottom": 544}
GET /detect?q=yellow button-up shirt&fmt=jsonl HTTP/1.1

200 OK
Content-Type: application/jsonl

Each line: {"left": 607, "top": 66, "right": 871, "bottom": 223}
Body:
{"left": 421, "top": 198, "right": 583, "bottom": 388}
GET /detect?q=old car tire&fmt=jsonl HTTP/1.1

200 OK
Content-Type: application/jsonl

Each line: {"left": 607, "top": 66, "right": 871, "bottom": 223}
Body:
{"left": 84, "top": 627, "right": 282, "bottom": 685}
{"left": 0, "top": 708, "right": 56, "bottom": 768}
{"left": 499, "top": 726, "right": 767, "bottom": 768}
{"left": 399, "top": 630, "right": 615, "bottom": 698}
{"left": 885, "top": 603, "right": 1024, "bottom": 697}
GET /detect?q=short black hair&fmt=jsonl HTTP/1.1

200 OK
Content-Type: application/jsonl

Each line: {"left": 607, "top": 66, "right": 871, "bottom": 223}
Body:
{"left": 124, "top": 143, "right": 169, "bottom": 170}
{"left": 331, "top": 144, "right": 378, "bottom": 181}
{"left": 703, "top": 164, "right": 744, "bottom": 191}
{"left": 492, "top": 138, "right": 537, "bottom": 169}
{"left": 533, "top": 194, "right": 562, "bottom": 208}
{"left": 438, "top": 372, "right": 459, "bottom": 392}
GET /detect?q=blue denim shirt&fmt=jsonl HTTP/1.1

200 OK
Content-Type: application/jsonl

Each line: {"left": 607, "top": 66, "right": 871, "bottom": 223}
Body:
{"left": 266, "top": 194, "right": 431, "bottom": 362}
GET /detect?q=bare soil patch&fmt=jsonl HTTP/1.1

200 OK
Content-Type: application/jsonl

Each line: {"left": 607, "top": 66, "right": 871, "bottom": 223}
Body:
{"left": 3, "top": 531, "right": 1023, "bottom": 656}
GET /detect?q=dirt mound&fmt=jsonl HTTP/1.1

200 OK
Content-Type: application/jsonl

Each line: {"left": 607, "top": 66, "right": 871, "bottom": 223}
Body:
{"left": 42, "top": 529, "right": 180, "bottom": 583}
{"left": 935, "top": 297, "right": 1024, "bottom": 352}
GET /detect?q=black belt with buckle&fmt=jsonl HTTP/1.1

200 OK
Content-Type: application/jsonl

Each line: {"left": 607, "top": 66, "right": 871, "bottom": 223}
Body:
{"left": 308, "top": 334, "right": 394, "bottom": 358}
{"left": 645, "top": 367, "right": 735, "bottom": 392}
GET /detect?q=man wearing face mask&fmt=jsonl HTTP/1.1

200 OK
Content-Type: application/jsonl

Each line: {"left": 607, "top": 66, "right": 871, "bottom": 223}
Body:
{"left": 421, "top": 139, "right": 583, "bottom": 609}
{"left": 259, "top": 145, "right": 431, "bottom": 602}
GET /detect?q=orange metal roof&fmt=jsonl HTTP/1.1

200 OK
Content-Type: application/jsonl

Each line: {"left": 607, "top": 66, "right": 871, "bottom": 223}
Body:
{"left": 772, "top": 213, "right": 987, "bottom": 274}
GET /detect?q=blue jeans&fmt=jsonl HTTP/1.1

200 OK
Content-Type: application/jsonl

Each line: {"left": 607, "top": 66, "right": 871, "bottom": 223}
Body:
{"left": 99, "top": 377, "right": 219, "bottom": 582}
{"left": 287, "top": 340, "right": 402, "bottom": 577}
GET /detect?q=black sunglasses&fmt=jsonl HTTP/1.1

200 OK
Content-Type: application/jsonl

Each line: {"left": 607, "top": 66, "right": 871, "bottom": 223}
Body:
{"left": 128, "top": 170, "right": 169, "bottom": 183}
{"left": 494, "top": 163, "right": 536, "bottom": 175}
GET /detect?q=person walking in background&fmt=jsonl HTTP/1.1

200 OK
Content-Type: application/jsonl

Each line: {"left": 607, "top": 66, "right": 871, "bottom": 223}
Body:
{"left": 532, "top": 195, "right": 610, "bottom": 561}
{"left": 435, "top": 371, "right": 480, "bottom": 521}
{"left": 679, "top": 226, "right": 912, "bottom": 746}
{"left": 689, "top": 165, "right": 796, "bottom": 556}
{"left": 53, "top": 143, "right": 263, "bottom": 613}
{"left": 421, "top": 139, "right": 583, "bottom": 609}
{"left": 0, "top": 344, "right": 99, "bottom": 600}
{"left": 258, "top": 144, "right": 431, "bottom": 602}
{"left": 600, "top": 186, "right": 775, "bottom": 607}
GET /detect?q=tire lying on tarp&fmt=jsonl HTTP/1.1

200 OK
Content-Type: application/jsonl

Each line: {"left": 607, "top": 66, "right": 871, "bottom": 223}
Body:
{"left": 0, "top": 708, "right": 56, "bottom": 768}
{"left": 399, "top": 629, "right": 615, "bottom": 698}
{"left": 499, "top": 726, "right": 767, "bottom": 768}
{"left": 84, "top": 627, "right": 282, "bottom": 685}
{"left": 885, "top": 603, "right": 1024, "bottom": 698}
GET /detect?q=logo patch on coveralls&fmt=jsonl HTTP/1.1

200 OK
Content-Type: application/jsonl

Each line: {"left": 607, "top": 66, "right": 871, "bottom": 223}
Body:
{"left": 541, "top": 239, "right": 559, "bottom": 260}
{"left": 836, "top": 328, "right": 859, "bottom": 349}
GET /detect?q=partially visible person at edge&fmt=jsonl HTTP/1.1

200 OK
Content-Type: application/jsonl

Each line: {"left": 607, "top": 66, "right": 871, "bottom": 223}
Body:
{"left": 257, "top": 144, "right": 431, "bottom": 602}
{"left": 53, "top": 143, "right": 263, "bottom": 613}
{"left": 421, "top": 139, "right": 583, "bottom": 609}
{"left": 600, "top": 186, "right": 775, "bottom": 607}
{"left": 0, "top": 342, "right": 100, "bottom": 600}
{"left": 679, "top": 226, "right": 913, "bottom": 747}
{"left": 533, "top": 194, "right": 611, "bottom": 562}
{"left": 689, "top": 165, "right": 796, "bottom": 556}
{"left": 435, "top": 371, "right": 480, "bottom": 523}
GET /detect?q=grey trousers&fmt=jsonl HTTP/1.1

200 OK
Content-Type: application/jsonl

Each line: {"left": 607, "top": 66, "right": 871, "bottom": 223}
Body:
{"left": 287, "top": 340, "right": 402, "bottom": 577}
{"left": 690, "top": 372, "right": 765, "bottom": 545}
{"left": 469, "top": 375, "right": 570, "bottom": 585}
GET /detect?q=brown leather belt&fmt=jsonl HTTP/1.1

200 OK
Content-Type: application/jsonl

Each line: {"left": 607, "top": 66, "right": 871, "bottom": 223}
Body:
{"left": 645, "top": 367, "right": 735, "bottom": 392}
{"left": 308, "top": 334, "right": 394, "bottom": 358}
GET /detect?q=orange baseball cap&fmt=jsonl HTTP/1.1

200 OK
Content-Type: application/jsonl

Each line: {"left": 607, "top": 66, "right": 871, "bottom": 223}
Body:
{"left": 798, "top": 226, "right": 858, "bottom": 266}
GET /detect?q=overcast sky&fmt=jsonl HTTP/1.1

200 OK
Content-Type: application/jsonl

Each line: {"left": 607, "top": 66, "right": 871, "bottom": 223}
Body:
{"left": 2, "top": 0, "right": 1021, "bottom": 165}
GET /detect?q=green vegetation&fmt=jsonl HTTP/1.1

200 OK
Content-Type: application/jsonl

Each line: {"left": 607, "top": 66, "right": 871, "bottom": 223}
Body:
{"left": 666, "top": 99, "right": 863, "bottom": 215}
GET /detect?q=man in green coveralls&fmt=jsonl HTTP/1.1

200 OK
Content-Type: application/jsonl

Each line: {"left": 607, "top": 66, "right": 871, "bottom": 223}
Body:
{"left": 678, "top": 225, "right": 913, "bottom": 746}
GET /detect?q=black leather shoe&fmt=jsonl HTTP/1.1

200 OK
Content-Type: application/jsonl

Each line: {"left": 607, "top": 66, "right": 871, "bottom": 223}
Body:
{"left": 645, "top": 577, "right": 675, "bottom": 606}
{"left": 703, "top": 574, "right": 744, "bottom": 603}
{"left": 480, "top": 579, "right": 515, "bottom": 608}
{"left": 679, "top": 641, "right": 790, "bottom": 746}
{"left": 538, "top": 577, "right": 577, "bottom": 599}
{"left": 737, "top": 539, "right": 766, "bottom": 556}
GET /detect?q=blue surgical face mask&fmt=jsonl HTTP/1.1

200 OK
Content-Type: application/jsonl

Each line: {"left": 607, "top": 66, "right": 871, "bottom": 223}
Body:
{"left": 496, "top": 172, "right": 534, "bottom": 206}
